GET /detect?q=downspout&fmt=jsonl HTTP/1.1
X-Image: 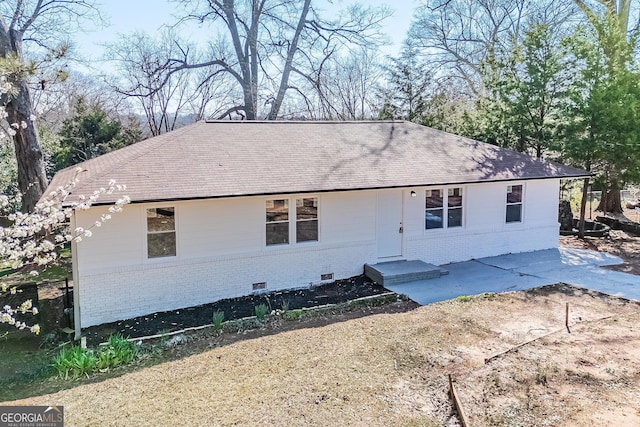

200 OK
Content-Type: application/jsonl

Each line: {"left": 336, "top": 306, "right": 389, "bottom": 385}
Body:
{"left": 70, "top": 213, "right": 82, "bottom": 340}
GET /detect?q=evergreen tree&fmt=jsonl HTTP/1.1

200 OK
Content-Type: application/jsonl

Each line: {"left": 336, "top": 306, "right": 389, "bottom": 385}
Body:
{"left": 469, "top": 22, "right": 570, "bottom": 158}
{"left": 54, "top": 98, "right": 142, "bottom": 170}
{"left": 561, "top": 12, "right": 640, "bottom": 214}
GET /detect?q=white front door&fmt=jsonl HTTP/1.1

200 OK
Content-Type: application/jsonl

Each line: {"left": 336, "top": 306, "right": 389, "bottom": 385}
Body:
{"left": 376, "top": 189, "right": 403, "bottom": 258}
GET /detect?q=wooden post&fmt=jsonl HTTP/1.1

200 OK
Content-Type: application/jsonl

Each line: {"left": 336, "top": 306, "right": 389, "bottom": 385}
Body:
{"left": 448, "top": 374, "right": 470, "bottom": 427}
{"left": 565, "top": 302, "right": 570, "bottom": 333}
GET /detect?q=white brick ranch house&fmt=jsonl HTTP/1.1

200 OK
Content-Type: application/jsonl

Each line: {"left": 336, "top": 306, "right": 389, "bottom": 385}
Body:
{"left": 44, "top": 120, "right": 587, "bottom": 337}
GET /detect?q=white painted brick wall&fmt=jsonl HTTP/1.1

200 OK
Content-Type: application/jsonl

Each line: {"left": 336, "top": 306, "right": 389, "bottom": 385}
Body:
{"left": 76, "top": 179, "right": 562, "bottom": 328}
{"left": 79, "top": 240, "right": 377, "bottom": 327}
{"left": 405, "top": 224, "right": 559, "bottom": 265}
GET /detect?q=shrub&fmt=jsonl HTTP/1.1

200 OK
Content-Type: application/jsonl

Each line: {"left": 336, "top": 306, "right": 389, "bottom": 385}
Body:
{"left": 284, "top": 309, "right": 303, "bottom": 321}
{"left": 212, "top": 311, "right": 224, "bottom": 332}
{"left": 52, "top": 346, "right": 97, "bottom": 379}
{"left": 255, "top": 304, "right": 268, "bottom": 321}
{"left": 454, "top": 295, "right": 472, "bottom": 303}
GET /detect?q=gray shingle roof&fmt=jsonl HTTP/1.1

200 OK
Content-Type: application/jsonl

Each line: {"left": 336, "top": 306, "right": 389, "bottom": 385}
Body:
{"left": 45, "top": 120, "right": 588, "bottom": 205}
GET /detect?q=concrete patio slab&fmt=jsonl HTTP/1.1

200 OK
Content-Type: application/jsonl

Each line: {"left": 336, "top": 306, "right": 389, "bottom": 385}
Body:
{"left": 384, "top": 247, "right": 640, "bottom": 305}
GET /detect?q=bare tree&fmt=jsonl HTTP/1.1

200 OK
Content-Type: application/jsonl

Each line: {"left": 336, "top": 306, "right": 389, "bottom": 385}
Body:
{"left": 0, "top": 0, "right": 99, "bottom": 211}
{"left": 184, "top": 39, "right": 239, "bottom": 122}
{"left": 106, "top": 30, "right": 200, "bottom": 137}
{"left": 34, "top": 72, "right": 132, "bottom": 133}
{"left": 296, "top": 47, "right": 383, "bottom": 120}
{"left": 409, "top": 0, "right": 578, "bottom": 96}
{"left": 165, "top": 0, "right": 391, "bottom": 120}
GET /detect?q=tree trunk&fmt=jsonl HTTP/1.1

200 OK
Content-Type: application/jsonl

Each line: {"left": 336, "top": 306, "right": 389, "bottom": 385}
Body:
{"left": 7, "top": 81, "right": 47, "bottom": 212}
{"left": 0, "top": 25, "right": 48, "bottom": 212}
{"left": 596, "top": 181, "right": 623, "bottom": 214}
{"left": 266, "top": 0, "right": 312, "bottom": 120}
{"left": 578, "top": 178, "right": 589, "bottom": 238}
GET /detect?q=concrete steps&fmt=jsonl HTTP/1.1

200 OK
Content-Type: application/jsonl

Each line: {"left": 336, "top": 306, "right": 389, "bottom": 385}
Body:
{"left": 364, "top": 260, "right": 449, "bottom": 287}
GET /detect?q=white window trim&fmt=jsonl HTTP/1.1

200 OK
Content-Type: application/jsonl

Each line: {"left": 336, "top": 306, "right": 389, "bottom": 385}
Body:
{"left": 145, "top": 204, "right": 178, "bottom": 262}
{"left": 505, "top": 183, "right": 525, "bottom": 224}
{"left": 265, "top": 195, "right": 320, "bottom": 247}
{"left": 424, "top": 186, "right": 465, "bottom": 232}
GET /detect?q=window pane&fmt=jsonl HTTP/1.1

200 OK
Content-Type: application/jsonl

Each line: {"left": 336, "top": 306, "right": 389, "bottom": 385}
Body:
{"left": 448, "top": 188, "right": 463, "bottom": 207}
{"left": 448, "top": 207, "right": 463, "bottom": 227}
{"left": 148, "top": 232, "right": 176, "bottom": 258}
{"left": 147, "top": 207, "right": 175, "bottom": 232}
{"left": 266, "top": 223, "right": 289, "bottom": 245}
{"left": 266, "top": 199, "right": 288, "bottom": 222}
{"left": 426, "top": 209, "right": 444, "bottom": 229}
{"left": 506, "top": 204, "right": 522, "bottom": 222}
{"left": 297, "top": 197, "right": 318, "bottom": 220}
{"left": 426, "top": 189, "right": 443, "bottom": 209}
{"left": 507, "top": 185, "right": 523, "bottom": 203}
{"left": 297, "top": 220, "right": 318, "bottom": 242}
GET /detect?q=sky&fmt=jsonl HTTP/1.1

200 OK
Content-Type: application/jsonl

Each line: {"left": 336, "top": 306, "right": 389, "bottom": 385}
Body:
{"left": 76, "top": 0, "right": 416, "bottom": 66}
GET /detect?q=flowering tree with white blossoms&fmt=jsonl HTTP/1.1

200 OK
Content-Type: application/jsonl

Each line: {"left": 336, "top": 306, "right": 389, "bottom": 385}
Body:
{"left": 0, "top": 52, "right": 130, "bottom": 336}
{"left": 0, "top": 170, "right": 130, "bottom": 335}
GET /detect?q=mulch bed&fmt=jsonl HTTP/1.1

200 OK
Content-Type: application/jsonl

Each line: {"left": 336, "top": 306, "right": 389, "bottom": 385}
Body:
{"left": 83, "top": 275, "right": 390, "bottom": 345}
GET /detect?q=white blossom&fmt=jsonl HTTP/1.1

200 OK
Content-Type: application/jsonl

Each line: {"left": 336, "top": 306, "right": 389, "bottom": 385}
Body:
{"left": 1, "top": 169, "right": 130, "bottom": 335}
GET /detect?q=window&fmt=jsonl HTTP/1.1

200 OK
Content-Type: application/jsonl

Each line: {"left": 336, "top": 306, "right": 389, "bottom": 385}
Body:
{"left": 266, "top": 199, "right": 289, "bottom": 245}
{"left": 506, "top": 184, "right": 523, "bottom": 223}
{"left": 447, "top": 188, "right": 463, "bottom": 227}
{"left": 296, "top": 197, "right": 318, "bottom": 242}
{"left": 425, "top": 189, "right": 444, "bottom": 229}
{"left": 426, "top": 187, "right": 463, "bottom": 230}
{"left": 147, "top": 207, "right": 176, "bottom": 258}
{"left": 266, "top": 197, "right": 319, "bottom": 245}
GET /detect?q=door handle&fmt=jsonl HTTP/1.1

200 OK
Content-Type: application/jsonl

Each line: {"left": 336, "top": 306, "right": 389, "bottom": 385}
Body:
{"left": 399, "top": 226, "right": 403, "bottom": 233}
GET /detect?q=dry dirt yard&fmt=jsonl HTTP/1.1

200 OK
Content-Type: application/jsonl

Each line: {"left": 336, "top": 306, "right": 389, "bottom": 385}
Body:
{"left": 9, "top": 282, "right": 640, "bottom": 426}
{"left": 7, "top": 216, "right": 640, "bottom": 426}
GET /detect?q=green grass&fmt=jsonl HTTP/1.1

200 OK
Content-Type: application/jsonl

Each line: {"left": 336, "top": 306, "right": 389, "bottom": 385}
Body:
{"left": 0, "top": 264, "right": 13, "bottom": 279}
{"left": 454, "top": 295, "right": 472, "bottom": 303}
{"left": 33, "top": 264, "right": 68, "bottom": 283}
{"left": 0, "top": 245, "right": 71, "bottom": 283}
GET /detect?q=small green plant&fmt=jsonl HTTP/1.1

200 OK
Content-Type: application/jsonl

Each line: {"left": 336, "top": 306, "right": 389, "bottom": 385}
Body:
{"left": 212, "top": 310, "right": 224, "bottom": 332}
{"left": 280, "top": 299, "right": 290, "bottom": 312}
{"left": 158, "top": 329, "right": 171, "bottom": 346}
{"left": 255, "top": 303, "right": 268, "bottom": 321}
{"left": 454, "top": 295, "right": 472, "bottom": 303}
{"left": 536, "top": 366, "right": 549, "bottom": 386}
{"left": 284, "top": 309, "right": 303, "bottom": 321}
{"left": 52, "top": 345, "right": 97, "bottom": 379}
{"left": 52, "top": 334, "right": 139, "bottom": 379}
{"left": 97, "top": 333, "right": 139, "bottom": 370}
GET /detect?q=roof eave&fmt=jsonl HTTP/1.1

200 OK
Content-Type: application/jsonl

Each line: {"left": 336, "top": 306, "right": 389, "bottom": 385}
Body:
{"left": 73, "top": 173, "right": 590, "bottom": 207}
